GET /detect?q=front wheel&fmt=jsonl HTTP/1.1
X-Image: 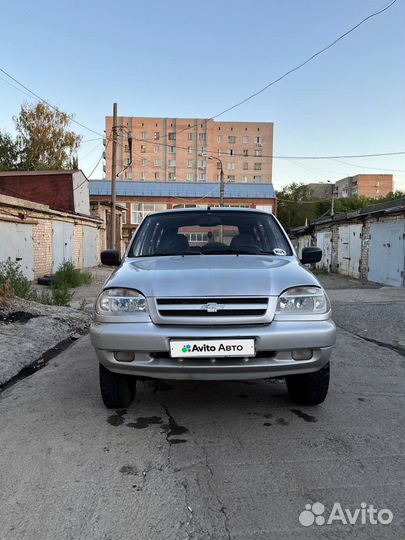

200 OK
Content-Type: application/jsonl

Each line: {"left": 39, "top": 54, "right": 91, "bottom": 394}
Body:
{"left": 286, "top": 362, "right": 330, "bottom": 405}
{"left": 99, "top": 364, "right": 136, "bottom": 409}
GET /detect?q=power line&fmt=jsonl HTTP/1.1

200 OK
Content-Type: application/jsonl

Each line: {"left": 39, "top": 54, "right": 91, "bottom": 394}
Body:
{"left": 208, "top": 0, "right": 398, "bottom": 121}
{"left": 130, "top": 137, "right": 404, "bottom": 160}
{"left": 139, "top": 0, "right": 398, "bottom": 143}
{"left": 330, "top": 158, "right": 405, "bottom": 173}
{"left": 0, "top": 66, "right": 103, "bottom": 137}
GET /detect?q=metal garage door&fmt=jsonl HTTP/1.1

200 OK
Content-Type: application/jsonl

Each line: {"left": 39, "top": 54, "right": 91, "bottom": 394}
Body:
{"left": 52, "top": 221, "right": 74, "bottom": 272}
{"left": 338, "top": 224, "right": 362, "bottom": 278}
{"left": 0, "top": 222, "right": 34, "bottom": 280}
{"left": 83, "top": 226, "right": 98, "bottom": 268}
{"left": 316, "top": 231, "right": 332, "bottom": 270}
{"left": 368, "top": 221, "right": 405, "bottom": 287}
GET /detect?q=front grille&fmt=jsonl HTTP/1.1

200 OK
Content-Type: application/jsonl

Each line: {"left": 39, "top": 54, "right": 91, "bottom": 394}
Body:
{"left": 155, "top": 297, "right": 269, "bottom": 319}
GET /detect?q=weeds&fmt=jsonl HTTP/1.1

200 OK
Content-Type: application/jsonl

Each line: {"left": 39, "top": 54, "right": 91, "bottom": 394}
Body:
{"left": 0, "top": 258, "right": 89, "bottom": 308}
{"left": 53, "top": 261, "right": 92, "bottom": 288}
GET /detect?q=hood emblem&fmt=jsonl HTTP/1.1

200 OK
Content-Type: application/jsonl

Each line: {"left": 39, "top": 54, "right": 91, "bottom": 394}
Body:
{"left": 204, "top": 302, "right": 224, "bottom": 313}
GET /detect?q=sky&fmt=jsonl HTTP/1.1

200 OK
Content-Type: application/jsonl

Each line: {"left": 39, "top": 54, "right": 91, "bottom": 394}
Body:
{"left": 0, "top": 0, "right": 404, "bottom": 191}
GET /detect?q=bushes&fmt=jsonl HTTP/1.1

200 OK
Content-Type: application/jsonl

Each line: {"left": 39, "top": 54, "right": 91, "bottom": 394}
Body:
{"left": 53, "top": 261, "right": 92, "bottom": 288}
{"left": 0, "top": 258, "right": 91, "bottom": 307}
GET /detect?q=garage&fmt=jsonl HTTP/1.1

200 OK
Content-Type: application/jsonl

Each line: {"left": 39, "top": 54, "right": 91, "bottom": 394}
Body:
{"left": 52, "top": 221, "right": 74, "bottom": 272}
{"left": 368, "top": 220, "right": 405, "bottom": 287}
{"left": 316, "top": 230, "right": 332, "bottom": 271}
{"left": 0, "top": 222, "right": 34, "bottom": 280}
{"left": 83, "top": 225, "right": 98, "bottom": 268}
{"left": 338, "top": 224, "right": 362, "bottom": 278}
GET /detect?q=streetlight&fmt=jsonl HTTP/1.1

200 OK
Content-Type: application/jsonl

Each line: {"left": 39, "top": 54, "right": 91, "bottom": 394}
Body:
{"left": 207, "top": 155, "right": 224, "bottom": 207}
{"left": 327, "top": 180, "right": 337, "bottom": 217}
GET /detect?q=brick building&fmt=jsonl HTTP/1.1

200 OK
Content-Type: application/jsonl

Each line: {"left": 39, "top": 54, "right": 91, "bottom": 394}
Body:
{"left": 335, "top": 174, "right": 393, "bottom": 199}
{"left": 89, "top": 180, "right": 276, "bottom": 249}
{"left": 104, "top": 117, "right": 273, "bottom": 185}
{"left": 0, "top": 171, "right": 103, "bottom": 279}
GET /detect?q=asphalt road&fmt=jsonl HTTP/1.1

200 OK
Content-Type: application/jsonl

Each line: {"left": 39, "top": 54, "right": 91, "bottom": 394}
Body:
{"left": 0, "top": 279, "right": 404, "bottom": 540}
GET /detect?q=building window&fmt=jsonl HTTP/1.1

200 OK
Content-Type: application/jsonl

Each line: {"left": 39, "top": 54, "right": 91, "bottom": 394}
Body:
{"left": 187, "top": 160, "right": 193, "bottom": 167}
{"left": 141, "top": 171, "right": 147, "bottom": 180}
{"left": 217, "top": 135, "right": 222, "bottom": 143}
{"left": 255, "top": 150, "right": 262, "bottom": 157}
{"left": 216, "top": 162, "right": 221, "bottom": 169}
{"left": 124, "top": 144, "right": 129, "bottom": 152}
{"left": 154, "top": 132, "right": 160, "bottom": 140}
{"left": 186, "top": 173, "right": 194, "bottom": 181}
{"left": 142, "top": 158, "right": 147, "bottom": 166}
{"left": 199, "top": 133, "right": 206, "bottom": 142}
{"left": 243, "top": 136, "right": 249, "bottom": 144}
{"left": 122, "top": 209, "right": 127, "bottom": 224}
{"left": 256, "top": 137, "right": 263, "bottom": 145}
{"left": 168, "top": 172, "right": 176, "bottom": 180}
{"left": 227, "top": 175, "right": 235, "bottom": 182}
{"left": 242, "top": 175, "right": 248, "bottom": 183}
{"left": 154, "top": 172, "right": 160, "bottom": 180}
{"left": 227, "top": 162, "right": 236, "bottom": 170}
{"left": 218, "top": 149, "right": 222, "bottom": 156}
{"left": 254, "top": 163, "right": 262, "bottom": 170}
{"left": 199, "top": 160, "right": 206, "bottom": 168}
{"left": 199, "top": 173, "right": 206, "bottom": 182}
{"left": 168, "top": 132, "right": 176, "bottom": 141}
{"left": 141, "top": 131, "right": 147, "bottom": 140}
{"left": 154, "top": 146, "right": 160, "bottom": 153}
{"left": 154, "top": 159, "right": 160, "bottom": 166}
{"left": 187, "top": 133, "right": 193, "bottom": 141}
{"left": 169, "top": 146, "right": 176, "bottom": 153}
{"left": 228, "top": 136, "right": 236, "bottom": 144}
{"left": 187, "top": 146, "right": 192, "bottom": 154}
{"left": 141, "top": 145, "right": 146, "bottom": 153}
{"left": 169, "top": 159, "right": 176, "bottom": 167}
{"left": 124, "top": 171, "right": 132, "bottom": 179}
{"left": 243, "top": 162, "right": 248, "bottom": 170}
{"left": 243, "top": 149, "right": 248, "bottom": 157}
{"left": 253, "top": 175, "right": 262, "bottom": 183}
{"left": 131, "top": 203, "right": 167, "bottom": 224}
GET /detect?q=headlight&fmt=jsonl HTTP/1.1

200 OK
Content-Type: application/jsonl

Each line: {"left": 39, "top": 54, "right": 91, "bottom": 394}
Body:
{"left": 276, "top": 286, "right": 329, "bottom": 315}
{"left": 96, "top": 288, "right": 147, "bottom": 315}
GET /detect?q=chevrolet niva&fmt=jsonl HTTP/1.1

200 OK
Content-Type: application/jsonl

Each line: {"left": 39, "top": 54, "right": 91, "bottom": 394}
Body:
{"left": 90, "top": 208, "right": 336, "bottom": 408}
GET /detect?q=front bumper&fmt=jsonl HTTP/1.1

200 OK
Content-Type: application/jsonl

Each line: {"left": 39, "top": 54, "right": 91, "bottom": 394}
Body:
{"left": 90, "top": 320, "right": 336, "bottom": 380}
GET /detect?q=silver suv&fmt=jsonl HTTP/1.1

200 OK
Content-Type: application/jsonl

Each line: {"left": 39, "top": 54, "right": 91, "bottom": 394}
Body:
{"left": 90, "top": 208, "right": 336, "bottom": 408}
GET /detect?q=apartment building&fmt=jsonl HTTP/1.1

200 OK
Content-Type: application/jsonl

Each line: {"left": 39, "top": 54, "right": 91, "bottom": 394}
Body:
{"left": 104, "top": 117, "right": 273, "bottom": 184}
{"left": 335, "top": 174, "right": 393, "bottom": 199}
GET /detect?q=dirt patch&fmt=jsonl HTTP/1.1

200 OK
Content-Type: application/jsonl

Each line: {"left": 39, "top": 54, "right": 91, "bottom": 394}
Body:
{"left": 0, "top": 311, "right": 40, "bottom": 324}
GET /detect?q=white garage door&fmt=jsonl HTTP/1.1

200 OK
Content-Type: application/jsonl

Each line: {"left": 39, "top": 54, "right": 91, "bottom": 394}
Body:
{"left": 83, "top": 226, "right": 98, "bottom": 268}
{"left": 52, "top": 221, "right": 74, "bottom": 272}
{"left": 0, "top": 222, "right": 34, "bottom": 280}
{"left": 368, "top": 221, "right": 405, "bottom": 287}
{"left": 316, "top": 231, "right": 332, "bottom": 270}
{"left": 338, "top": 224, "right": 362, "bottom": 278}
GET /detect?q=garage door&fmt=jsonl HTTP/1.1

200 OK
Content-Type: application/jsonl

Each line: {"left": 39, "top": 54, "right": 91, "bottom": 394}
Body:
{"left": 52, "top": 221, "right": 74, "bottom": 272}
{"left": 0, "top": 222, "right": 34, "bottom": 280}
{"left": 338, "top": 224, "right": 362, "bottom": 278}
{"left": 368, "top": 221, "right": 405, "bottom": 287}
{"left": 316, "top": 231, "right": 332, "bottom": 270}
{"left": 83, "top": 226, "right": 98, "bottom": 268}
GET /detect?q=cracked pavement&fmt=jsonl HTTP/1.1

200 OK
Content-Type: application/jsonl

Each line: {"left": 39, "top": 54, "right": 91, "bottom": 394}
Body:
{"left": 0, "top": 277, "right": 403, "bottom": 540}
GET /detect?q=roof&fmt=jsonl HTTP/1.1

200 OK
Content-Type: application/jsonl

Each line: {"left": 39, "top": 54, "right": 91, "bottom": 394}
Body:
{"left": 0, "top": 170, "right": 84, "bottom": 177}
{"left": 89, "top": 180, "right": 276, "bottom": 199}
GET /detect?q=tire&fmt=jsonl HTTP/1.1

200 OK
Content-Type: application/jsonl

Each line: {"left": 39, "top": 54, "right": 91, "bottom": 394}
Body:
{"left": 99, "top": 364, "right": 136, "bottom": 409}
{"left": 286, "top": 362, "right": 330, "bottom": 405}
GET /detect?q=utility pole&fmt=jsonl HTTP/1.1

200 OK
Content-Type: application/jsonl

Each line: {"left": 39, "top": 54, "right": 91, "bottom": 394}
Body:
{"left": 110, "top": 102, "right": 118, "bottom": 250}
{"left": 331, "top": 187, "right": 336, "bottom": 217}
{"left": 219, "top": 163, "right": 225, "bottom": 207}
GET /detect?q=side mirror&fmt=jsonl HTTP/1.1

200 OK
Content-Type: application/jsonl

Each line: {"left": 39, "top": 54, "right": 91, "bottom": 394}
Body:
{"left": 300, "top": 246, "right": 322, "bottom": 265}
{"left": 101, "top": 249, "right": 121, "bottom": 266}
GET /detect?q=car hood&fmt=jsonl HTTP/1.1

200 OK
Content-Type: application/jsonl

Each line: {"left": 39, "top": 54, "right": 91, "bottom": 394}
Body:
{"left": 104, "top": 255, "right": 321, "bottom": 297}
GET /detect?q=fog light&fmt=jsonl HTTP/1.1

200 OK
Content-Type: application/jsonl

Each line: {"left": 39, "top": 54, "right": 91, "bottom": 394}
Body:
{"left": 114, "top": 351, "right": 135, "bottom": 362}
{"left": 292, "top": 349, "right": 313, "bottom": 361}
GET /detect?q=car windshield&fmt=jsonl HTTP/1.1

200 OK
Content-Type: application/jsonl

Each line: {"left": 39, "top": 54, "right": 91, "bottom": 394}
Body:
{"left": 128, "top": 210, "right": 292, "bottom": 257}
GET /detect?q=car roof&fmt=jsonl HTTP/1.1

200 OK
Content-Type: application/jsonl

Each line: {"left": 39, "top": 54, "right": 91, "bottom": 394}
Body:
{"left": 151, "top": 207, "right": 272, "bottom": 216}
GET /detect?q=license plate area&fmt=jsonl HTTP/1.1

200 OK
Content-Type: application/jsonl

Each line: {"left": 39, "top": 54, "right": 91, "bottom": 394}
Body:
{"left": 170, "top": 339, "right": 255, "bottom": 358}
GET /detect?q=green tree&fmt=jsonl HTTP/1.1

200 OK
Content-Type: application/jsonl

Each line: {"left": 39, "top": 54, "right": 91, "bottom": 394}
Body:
{"left": 14, "top": 102, "right": 81, "bottom": 170}
{"left": 0, "top": 130, "right": 20, "bottom": 171}
{"left": 277, "top": 182, "right": 319, "bottom": 229}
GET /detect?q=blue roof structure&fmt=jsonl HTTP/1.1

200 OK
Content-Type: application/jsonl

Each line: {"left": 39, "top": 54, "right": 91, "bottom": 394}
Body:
{"left": 89, "top": 180, "right": 276, "bottom": 199}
